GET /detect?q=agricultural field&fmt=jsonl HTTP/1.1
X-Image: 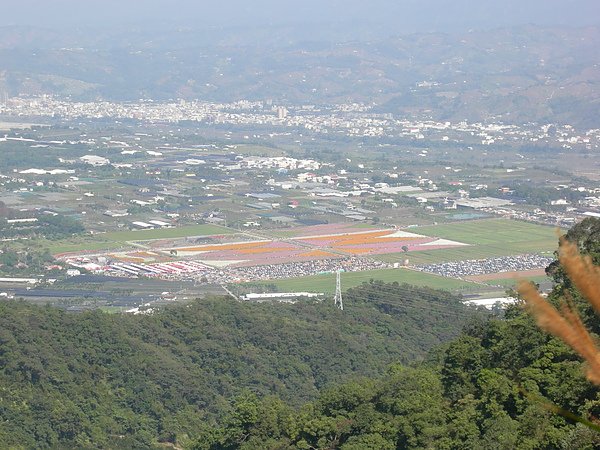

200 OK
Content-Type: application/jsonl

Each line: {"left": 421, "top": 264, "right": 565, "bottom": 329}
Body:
{"left": 239, "top": 268, "right": 482, "bottom": 294}
{"left": 464, "top": 268, "right": 547, "bottom": 282}
{"left": 233, "top": 144, "right": 286, "bottom": 156}
{"left": 47, "top": 224, "right": 236, "bottom": 255}
{"left": 101, "top": 224, "right": 234, "bottom": 241}
{"left": 164, "top": 239, "right": 339, "bottom": 268}
{"left": 375, "top": 219, "right": 559, "bottom": 265}
{"left": 464, "top": 268, "right": 553, "bottom": 290}
{"left": 50, "top": 218, "right": 557, "bottom": 298}
{"left": 294, "top": 229, "right": 467, "bottom": 256}
{"left": 414, "top": 219, "right": 558, "bottom": 248}
{"left": 164, "top": 224, "right": 468, "bottom": 267}
{"left": 477, "top": 275, "right": 551, "bottom": 289}
{"left": 36, "top": 237, "right": 127, "bottom": 255}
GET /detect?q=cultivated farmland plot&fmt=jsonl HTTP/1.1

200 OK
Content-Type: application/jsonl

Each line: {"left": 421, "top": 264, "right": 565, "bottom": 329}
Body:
{"left": 162, "top": 226, "right": 468, "bottom": 268}
{"left": 236, "top": 219, "right": 559, "bottom": 294}
{"left": 55, "top": 218, "right": 558, "bottom": 296}
{"left": 375, "top": 219, "right": 558, "bottom": 265}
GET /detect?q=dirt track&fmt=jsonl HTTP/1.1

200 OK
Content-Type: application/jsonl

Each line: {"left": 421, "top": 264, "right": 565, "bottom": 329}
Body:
{"left": 465, "top": 268, "right": 547, "bottom": 282}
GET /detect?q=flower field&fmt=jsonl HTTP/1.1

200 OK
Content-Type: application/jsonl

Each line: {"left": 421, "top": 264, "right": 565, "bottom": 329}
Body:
{"left": 295, "top": 229, "right": 468, "bottom": 256}
{"left": 58, "top": 222, "right": 470, "bottom": 271}
{"left": 159, "top": 226, "right": 468, "bottom": 267}
{"left": 162, "top": 239, "right": 340, "bottom": 267}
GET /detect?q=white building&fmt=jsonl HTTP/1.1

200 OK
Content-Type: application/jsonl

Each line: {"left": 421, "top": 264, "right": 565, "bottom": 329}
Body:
{"left": 80, "top": 155, "right": 110, "bottom": 166}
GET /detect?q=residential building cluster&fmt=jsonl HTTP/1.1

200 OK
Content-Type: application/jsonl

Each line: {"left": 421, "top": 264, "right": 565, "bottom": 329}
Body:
{"left": 2, "top": 96, "right": 599, "bottom": 149}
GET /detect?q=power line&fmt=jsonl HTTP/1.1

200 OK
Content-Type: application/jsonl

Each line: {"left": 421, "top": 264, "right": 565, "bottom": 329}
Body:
{"left": 225, "top": 278, "right": 485, "bottom": 319}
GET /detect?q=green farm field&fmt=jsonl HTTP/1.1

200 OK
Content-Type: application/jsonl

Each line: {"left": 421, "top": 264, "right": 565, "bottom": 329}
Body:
{"left": 102, "top": 224, "right": 234, "bottom": 241}
{"left": 233, "top": 144, "right": 285, "bottom": 156}
{"left": 35, "top": 238, "right": 125, "bottom": 255}
{"left": 479, "top": 275, "right": 551, "bottom": 289}
{"left": 376, "top": 219, "right": 559, "bottom": 265}
{"left": 239, "top": 268, "right": 482, "bottom": 294}
{"left": 45, "top": 224, "right": 235, "bottom": 254}
{"left": 415, "top": 218, "right": 558, "bottom": 247}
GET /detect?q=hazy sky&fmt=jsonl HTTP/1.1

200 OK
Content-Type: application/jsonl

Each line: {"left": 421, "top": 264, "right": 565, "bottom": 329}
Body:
{"left": 2, "top": 0, "right": 599, "bottom": 32}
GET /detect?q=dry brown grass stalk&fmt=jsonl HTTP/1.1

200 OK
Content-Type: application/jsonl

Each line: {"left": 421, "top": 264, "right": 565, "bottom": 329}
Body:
{"left": 558, "top": 238, "right": 600, "bottom": 315}
{"left": 517, "top": 240, "right": 600, "bottom": 385}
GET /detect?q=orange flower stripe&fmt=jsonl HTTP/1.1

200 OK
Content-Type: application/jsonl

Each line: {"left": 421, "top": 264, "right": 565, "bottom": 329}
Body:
{"left": 113, "top": 256, "right": 146, "bottom": 263}
{"left": 129, "top": 251, "right": 157, "bottom": 258}
{"left": 302, "top": 231, "right": 422, "bottom": 247}
{"left": 299, "top": 250, "right": 336, "bottom": 257}
{"left": 237, "top": 247, "right": 293, "bottom": 254}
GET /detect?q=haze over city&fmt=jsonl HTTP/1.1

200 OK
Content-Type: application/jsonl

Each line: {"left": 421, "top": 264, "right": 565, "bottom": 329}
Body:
{"left": 2, "top": 0, "right": 599, "bottom": 33}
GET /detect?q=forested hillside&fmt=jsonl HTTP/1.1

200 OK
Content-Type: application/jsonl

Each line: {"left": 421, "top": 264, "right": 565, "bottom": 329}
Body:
{"left": 0, "top": 282, "right": 477, "bottom": 448}
{"left": 3, "top": 220, "right": 600, "bottom": 449}
{"left": 194, "top": 220, "right": 600, "bottom": 449}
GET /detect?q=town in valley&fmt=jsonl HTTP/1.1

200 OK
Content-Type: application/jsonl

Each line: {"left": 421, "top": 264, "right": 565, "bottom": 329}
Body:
{"left": 1, "top": 94, "right": 597, "bottom": 312}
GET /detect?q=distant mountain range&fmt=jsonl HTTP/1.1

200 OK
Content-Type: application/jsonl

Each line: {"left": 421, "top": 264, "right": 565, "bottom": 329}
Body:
{"left": 0, "top": 24, "right": 598, "bottom": 127}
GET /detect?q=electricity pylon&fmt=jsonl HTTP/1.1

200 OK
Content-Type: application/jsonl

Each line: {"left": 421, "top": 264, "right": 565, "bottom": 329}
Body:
{"left": 334, "top": 270, "right": 343, "bottom": 310}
